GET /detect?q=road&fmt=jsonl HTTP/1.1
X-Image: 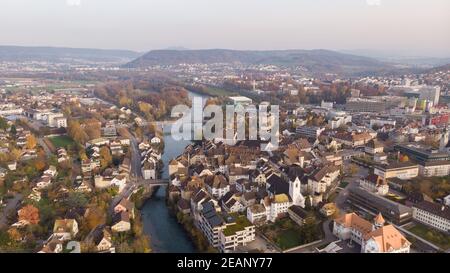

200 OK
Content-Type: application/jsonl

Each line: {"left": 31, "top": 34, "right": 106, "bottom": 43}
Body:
{"left": 335, "top": 163, "right": 369, "bottom": 213}
{"left": 0, "top": 194, "right": 23, "bottom": 230}
{"left": 37, "top": 137, "right": 52, "bottom": 156}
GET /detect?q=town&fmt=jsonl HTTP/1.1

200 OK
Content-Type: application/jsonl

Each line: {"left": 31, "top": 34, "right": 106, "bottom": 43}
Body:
{"left": 0, "top": 53, "right": 449, "bottom": 254}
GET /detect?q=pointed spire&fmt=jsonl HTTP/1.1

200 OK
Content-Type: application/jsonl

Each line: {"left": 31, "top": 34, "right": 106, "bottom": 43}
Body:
{"left": 374, "top": 212, "right": 385, "bottom": 227}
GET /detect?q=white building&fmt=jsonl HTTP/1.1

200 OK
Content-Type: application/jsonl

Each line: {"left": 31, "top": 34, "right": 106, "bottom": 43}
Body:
{"left": 369, "top": 118, "right": 396, "bottom": 128}
{"left": 218, "top": 216, "right": 255, "bottom": 253}
{"left": 246, "top": 204, "right": 267, "bottom": 225}
{"left": 412, "top": 201, "right": 450, "bottom": 233}
{"left": 359, "top": 175, "right": 389, "bottom": 196}
{"left": 263, "top": 194, "right": 292, "bottom": 222}
{"left": 419, "top": 161, "right": 450, "bottom": 177}
{"left": 374, "top": 162, "right": 419, "bottom": 180}
{"left": 289, "top": 176, "right": 305, "bottom": 208}
{"left": 333, "top": 213, "right": 410, "bottom": 253}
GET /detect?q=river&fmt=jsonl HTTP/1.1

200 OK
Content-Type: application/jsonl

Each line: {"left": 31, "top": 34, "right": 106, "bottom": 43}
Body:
{"left": 140, "top": 91, "right": 207, "bottom": 253}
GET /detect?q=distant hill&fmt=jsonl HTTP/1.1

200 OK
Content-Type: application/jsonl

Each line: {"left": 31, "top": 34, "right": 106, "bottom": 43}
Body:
{"left": 0, "top": 45, "right": 141, "bottom": 63}
{"left": 125, "top": 49, "right": 394, "bottom": 76}
{"left": 425, "top": 63, "right": 450, "bottom": 74}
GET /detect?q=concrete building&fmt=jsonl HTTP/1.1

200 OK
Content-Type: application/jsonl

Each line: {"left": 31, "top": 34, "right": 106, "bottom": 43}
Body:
{"left": 373, "top": 162, "right": 419, "bottom": 180}
{"left": 412, "top": 201, "right": 450, "bottom": 233}
{"left": 348, "top": 187, "right": 413, "bottom": 225}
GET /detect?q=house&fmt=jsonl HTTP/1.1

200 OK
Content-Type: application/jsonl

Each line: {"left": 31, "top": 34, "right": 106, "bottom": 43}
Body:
{"left": 150, "top": 136, "right": 161, "bottom": 144}
{"left": 359, "top": 174, "right": 389, "bottom": 196}
{"left": 53, "top": 219, "right": 79, "bottom": 241}
{"left": 320, "top": 203, "right": 337, "bottom": 217}
{"left": 365, "top": 139, "right": 384, "bottom": 155}
{"left": 412, "top": 201, "right": 450, "bottom": 233}
{"left": 445, "top": 194, "right": 450, "bottom": 207}
{"left": 119, "top": 157, "right": 131, "bottom": 174}
{"left": 177, "top": 198, "right": 191, "bottom": 215}
{"left": 288, "top": 205, "right": 309, "bottom": 226}
{"left": 142, "top": 161, "right": 156, "bottom": 180}
{"left": 110, "top": 175, "right": 127, "bottom": 192}
{"left": 38, "top": 237, "right": 64, "bottom": 253}
{"left": 111, "top": 212, "right": 131, "bottom": 233}
{"left": 307, "top": 165, "right": 340, "bottom": 195}
{"left": 204, "top": 174, "right": 230, "bottom": 199}
{"left": 263, "top": 194, "right": 292, "bottom": 222}
{"left": 87, "top": 225, "right": 113, "bottom": 252}
{"left": 7, "top": 161, "right": 17, "bottom": 171}
{"left": 221, "top": 193, "right": 244, "bottom": 213}
{"left": 247, "top": 204, "right": 267, "bottom": 225}
{"left": 114, "top": 198, "right": 135, "bottom": 219}
{"left": 333, "top": 212, "right": 410, "bottom": 253}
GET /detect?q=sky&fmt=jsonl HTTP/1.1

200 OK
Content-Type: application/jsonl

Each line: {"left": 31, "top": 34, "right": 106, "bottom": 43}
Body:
{"left": 0, "top": 0, "right": 449, "bottom": 57}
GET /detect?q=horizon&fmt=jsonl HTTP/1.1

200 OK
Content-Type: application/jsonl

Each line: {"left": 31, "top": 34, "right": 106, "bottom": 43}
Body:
{"left": 1, "top": 44, "right": 450, "bottom": 59}
{"left": 0, "top": 0, "right": 449, "bottom": 58}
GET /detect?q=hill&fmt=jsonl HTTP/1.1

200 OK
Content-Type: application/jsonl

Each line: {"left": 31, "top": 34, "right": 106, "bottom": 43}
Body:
{"left": 0, "top": 45, "right": 141, "bottom": 63}
{"left": 125, "top": 49, "right": 394, "bottom": 76}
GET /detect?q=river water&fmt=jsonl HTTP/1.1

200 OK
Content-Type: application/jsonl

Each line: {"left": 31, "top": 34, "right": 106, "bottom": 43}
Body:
{"left": 140, "top": 91, "right": 207, "bottom": 253}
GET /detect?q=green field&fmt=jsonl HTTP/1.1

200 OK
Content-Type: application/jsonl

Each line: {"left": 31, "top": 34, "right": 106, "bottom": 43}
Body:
{"left": 408, "top": 223, "right": 450, "bottom": 250}
{"left": 261, "top": 217, "right": 322, "bottom": 250}
{"left": 49, "top": 135, "right": 75, "bottom": 148}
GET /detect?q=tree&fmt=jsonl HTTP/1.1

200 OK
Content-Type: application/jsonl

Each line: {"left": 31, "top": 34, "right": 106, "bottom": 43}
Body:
{"left": 33, "top": 160, "right": 46, "bottom": 172}
{"left": 26, "top": 134, "right": 37, "bottom": 149}
{"left": 0, "top": 117, "right": 8, "bottom": 130}
{"left": 68, "top": 120, "right": 89, "bottom": 145}
{"left": 348, "top": 163, "right": 359, "bottom": 176}
{"left": 399, "top": 154, "right": 410, "bottom": 162}
{"left": 10, "top": 125, "right": 16, "bottom": 136}
{"left": 99, "top": 146, "right": 112, "bottom": 169}
{"left": 64, "top": 192, "right": 89, "bottom": 209}
{"left": 84, "top": 119, "right": 101, "bottom": 140}
{"left": 84, "top": 207, "right": 106, "bottom": 230}
{"left": 18, "top": 205, "right": 40, "bottom": 225}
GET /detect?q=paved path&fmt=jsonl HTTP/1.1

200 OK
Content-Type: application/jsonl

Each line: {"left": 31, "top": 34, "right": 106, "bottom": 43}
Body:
{"left": 38, "top": 137, "right": 52, "bottom": 156}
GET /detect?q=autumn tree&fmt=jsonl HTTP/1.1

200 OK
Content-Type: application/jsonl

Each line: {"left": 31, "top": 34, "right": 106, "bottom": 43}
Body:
{"left": 26, "top": 134, "right": 37, "bottom": 149}
{"left": 84, "top": 207, "right": 106, "bottom": 230}
{"left": 99, "top": 146, "right": 112, "bottom": 169}
{"left": 18, "top": 205, "right": 40, "bottom": 225}
{"left": 68, "top": 120, "right": 89, "bottom": 145}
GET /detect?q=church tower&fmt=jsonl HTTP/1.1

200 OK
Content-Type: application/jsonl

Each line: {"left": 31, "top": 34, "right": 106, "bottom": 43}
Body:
{"left": 373, "top": 212, "right": 385, "bottom": 230}
{"left": 289, "top": 177, "right": 305, "bottom": 208}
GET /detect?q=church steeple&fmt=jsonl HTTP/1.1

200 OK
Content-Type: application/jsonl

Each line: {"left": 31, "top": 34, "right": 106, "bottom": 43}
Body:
{"left": 373, "top": 212, "right": 385, "bottom": 230}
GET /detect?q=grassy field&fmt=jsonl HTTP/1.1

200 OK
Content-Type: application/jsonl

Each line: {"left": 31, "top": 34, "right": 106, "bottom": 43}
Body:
{"left": 407, "top": 223, "right": 450, "bottom": 250}
{"left": 260, "top": 217, "right": 322, "bottom": 250}
{"left": 48, "top": 135, "right": 75, "bottom": 148}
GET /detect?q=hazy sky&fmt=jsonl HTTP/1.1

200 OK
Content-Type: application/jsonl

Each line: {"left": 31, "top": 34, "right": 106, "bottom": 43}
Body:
{"left": 0, "top": 0, "right": 449, "bottom": 56}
